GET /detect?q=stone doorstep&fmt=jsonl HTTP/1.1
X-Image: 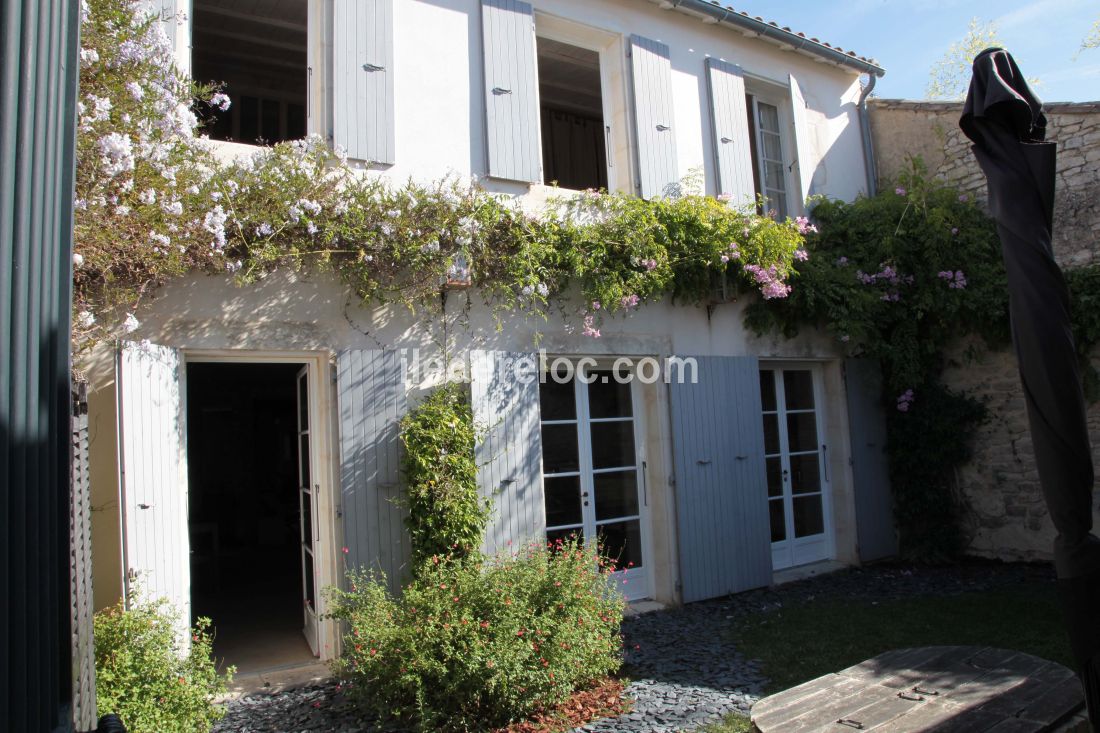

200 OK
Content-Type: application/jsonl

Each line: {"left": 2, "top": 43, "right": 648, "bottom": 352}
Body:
{"left": 219, "top": 660, "right": 332, "bottom": 701}
{"left": 624, "top": 600, "right": 668, "bottom": 617}
{"left": 770, "top": 559, "right": 849, "bottom": 587}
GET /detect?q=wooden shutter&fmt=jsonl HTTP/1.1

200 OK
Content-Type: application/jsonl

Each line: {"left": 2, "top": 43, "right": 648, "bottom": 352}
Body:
{"left": 470, "top": 351, "right": 545, "bottom": 555}
{"left": 481, "top": 0, "right": 541, "bottom": 183}
{"left": 117, "top": 341, "right": 190, "bottom": 641}
{"left": 705, "top": 58, "right": 755, "bottom": 207}
{"left": 628, "top": 35, "right": 678, "bottom": 199}
{"left": 844, "top": 359, "right": 897, "bottom": 562}
{"left": 333, "top": 0, "right": 395, "bottom": 165}
{"left": 154, "top": 0, "right": 177, "bottom": 54}
{"left": 788, "top": 73, "right": 814, "bottom": 207}
{"left": 336, "top": 350, "right": 408, "bottom": 595}
{"left": 669, "top": 356, "right": 771, "bottom": 602}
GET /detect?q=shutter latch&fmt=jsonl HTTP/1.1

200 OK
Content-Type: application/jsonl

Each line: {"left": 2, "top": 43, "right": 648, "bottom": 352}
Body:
{"left": 363, "top": 63, "right": 386, "bottom": 72}
{"left": 492, "top": 87, "right": 512, "bottom": 95}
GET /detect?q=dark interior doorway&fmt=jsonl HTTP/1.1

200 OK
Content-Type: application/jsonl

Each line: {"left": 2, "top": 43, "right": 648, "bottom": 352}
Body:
{"left": 537, "top": 37, "right": 608, "bottom": 191}
{"left": 186, "top": 362, "right": 314, "bottom": 674}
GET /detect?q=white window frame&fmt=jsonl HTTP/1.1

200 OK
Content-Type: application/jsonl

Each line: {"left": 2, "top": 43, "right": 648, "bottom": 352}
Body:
{"left": 539, "top": 357, "right": 653, "bottom": 601}
{"left": 759, "top": 361, "right": 836, "bottom": 571}
{"left": 745, "top": 80, "right": 796, "bottom": 220}
{"left": 531, "top": 13, "right": 632, "bottom": 194}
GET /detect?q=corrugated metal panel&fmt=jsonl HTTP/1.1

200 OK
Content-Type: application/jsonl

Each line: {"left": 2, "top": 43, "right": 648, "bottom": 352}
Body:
{"left": 844, "top": 359, "right": 898, "bottom": 562}
{"left": 336, "top": 350, "right": 409, "bottom": 596}
{"left": 470, "top": 351, "right": 545, "bottom": 554}
{"left": 628, "top": 35, "right": 678, "bottom": 199}
{"left": 788, "top": 73, "right": 813, "bottom": 208}
{"left": 117, "top": 342, "right": 191, "bottom": 643}
{"left": 705, "top": 58, "right": 755, "bottom": 207}
{"left": 670, "top": 356, "right": 772, "bottom": 602}
{"left": 480, "top": 0, "right": 541, "bottom": 183}
{"left": 1, "top": 0, "right": 80, "bottom": 728}
{"left": 332, "top": 0, "right": 395, "bottom": 165}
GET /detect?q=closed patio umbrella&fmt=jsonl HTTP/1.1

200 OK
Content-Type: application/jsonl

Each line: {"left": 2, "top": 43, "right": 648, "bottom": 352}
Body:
{"left": 960, "top": 47, "right": 1100, "bottom": 725}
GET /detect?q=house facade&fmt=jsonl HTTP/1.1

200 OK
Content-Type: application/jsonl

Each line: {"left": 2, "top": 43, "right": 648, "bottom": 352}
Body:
{"left": 86, "top": 0, "right": 893, "bottom": 668}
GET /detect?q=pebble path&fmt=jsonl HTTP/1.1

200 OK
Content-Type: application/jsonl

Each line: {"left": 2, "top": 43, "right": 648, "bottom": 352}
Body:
{"left": 212, "top": 561, "right": 1052, "bottom": 733}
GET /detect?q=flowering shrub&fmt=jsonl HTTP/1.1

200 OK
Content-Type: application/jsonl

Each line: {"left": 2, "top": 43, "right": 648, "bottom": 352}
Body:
{"left": 745, "top": 160, "right": 1009, "bottom": 559}
{"left": 400, "top": 383, "right": 488, "bottom": 567}
{"left": 93, "top": 597, "right": 233, "bottom": 733}
{"left": 74, "top": 0, "right": 806, "bottom": 351}
{"left": 327, "top": 538, "right": 624, "bottom": 731}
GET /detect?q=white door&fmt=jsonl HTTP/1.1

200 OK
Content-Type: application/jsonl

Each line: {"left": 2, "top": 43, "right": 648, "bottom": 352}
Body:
{"left": 539, "top": 367, "right": 650, "bottom": 600}
{"left": 296, "top": 365, "right": 319, "bottom": 654}
{"left": 760, "top": 367, "right": 832, "bottom": 570}
{"left": 117, "top": 341, "right": 191, "bottom": 642}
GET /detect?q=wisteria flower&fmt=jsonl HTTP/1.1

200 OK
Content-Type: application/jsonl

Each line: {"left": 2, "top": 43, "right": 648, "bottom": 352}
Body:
{"left": 122, "top": 313, "right": 140, "bottom": 333}
{"left": 98, "top": 132, "right": 134, "bottom": 176}
{"left": 77, "top": 311, "right": 95, "bottom": 328}
{"left": 125, "top": 81, "right": 143, "bottom": 100}
{"left": 210, "top": 92, "right": 231, "bottom": 111}
{"left": 896, "top": 389, "right": 915, "bottom": 412}
{"left": 255, "top": 222, "right": 274, "bottom": 237}
{"left": 80, "top": 48, "right": 99, "bottom": 66}
{"left": 73, "top": 253, "right": 84, "bottom": 267}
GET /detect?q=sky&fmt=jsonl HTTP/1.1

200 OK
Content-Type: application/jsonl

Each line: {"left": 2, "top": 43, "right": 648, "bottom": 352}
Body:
{"left": 727, "top": 0, "right": 1100, "bottom": 102}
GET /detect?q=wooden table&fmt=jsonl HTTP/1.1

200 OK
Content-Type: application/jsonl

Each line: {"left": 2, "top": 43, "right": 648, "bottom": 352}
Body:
{"left": 751, "top": 646, "right": 1086, "bottom": 732}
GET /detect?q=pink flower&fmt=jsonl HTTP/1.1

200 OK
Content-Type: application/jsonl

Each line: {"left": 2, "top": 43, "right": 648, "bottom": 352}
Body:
{"left": 895, "top": 186, "right": 907, "bottom": 196}
{"left": 620, "top": 294, "right": 640, "bottom": 309}
{"left": 794, "top": 248, "right": 809, "bottom": 262}
{"left": 717, "top": 192, "right": 732, "bottom": 202}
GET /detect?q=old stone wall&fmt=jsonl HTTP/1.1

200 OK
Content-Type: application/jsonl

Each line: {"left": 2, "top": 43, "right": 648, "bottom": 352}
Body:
{"left": 868, "top": 99, "right": 1100, "bottom": 562}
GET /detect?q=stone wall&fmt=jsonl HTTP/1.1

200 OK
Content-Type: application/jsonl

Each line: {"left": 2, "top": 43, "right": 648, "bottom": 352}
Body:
{"left": 868, "top": 99, "right": 1100, "bottom": 562}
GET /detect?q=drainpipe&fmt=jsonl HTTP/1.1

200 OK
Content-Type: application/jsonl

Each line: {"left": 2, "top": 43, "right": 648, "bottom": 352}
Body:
{"left": 858, "top": 73, "right": 878, "bottom": 197}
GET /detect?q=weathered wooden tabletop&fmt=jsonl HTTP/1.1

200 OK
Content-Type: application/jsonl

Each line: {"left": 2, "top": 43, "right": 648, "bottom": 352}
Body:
{"left": 751, "top": 646, "right": 1085, "bottom": 732}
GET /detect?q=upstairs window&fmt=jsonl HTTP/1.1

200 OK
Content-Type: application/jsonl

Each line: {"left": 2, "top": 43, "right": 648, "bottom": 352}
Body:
{"left": 193, "top": 0, "right": 308, "bottom": 145}
{"left": 537, "top": 38, "right": 608, "bottom": 191}
{"left": 745, "top": 94, "right": 789, "bottom": 220}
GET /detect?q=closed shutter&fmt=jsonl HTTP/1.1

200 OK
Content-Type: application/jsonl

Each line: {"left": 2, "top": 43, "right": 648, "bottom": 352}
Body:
{"left": 333, "top": 0, "right": 395, "bottom": 165}
{"left": 336, "top": 350, "right": 409, "bottom": 595}
{"left": 481, "top": 0, "right": 541, "bottom": 183}
{"left": 628, "top": 35, "right": 678, "bottom": 199}
{"left": 670, "top": 356, "right": 771, "bottom": 602}
{"left": 117, "top": 341, "right": 191, "bottom": 642}
{"left": 155, "top": 0, "right": 177, "bottom": 53}
{"left": 844, "top": 359, "right": 897, "bottom": 562}
{"left": 470, "top": 351, "right": 545, "bottom": 554}
{"left": 788, "top": 73, "right": 814, "bottom": 208}
{"left": 705, "top": 58, "right": 755, "bottom": 207}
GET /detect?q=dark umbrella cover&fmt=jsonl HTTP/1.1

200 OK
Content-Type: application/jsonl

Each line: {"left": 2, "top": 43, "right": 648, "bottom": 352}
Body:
{"left": 960, "top": 47, "right": 1100, "bottom": 725}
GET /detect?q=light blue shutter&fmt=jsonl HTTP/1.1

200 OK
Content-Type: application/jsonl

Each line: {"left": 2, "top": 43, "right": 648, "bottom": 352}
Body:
{"left": 844, "top": 359, "right": 897, "bottom": 562}
{"left": 148, "top": 0, "right": 177, "bottom": 53}
{"left": 788, "top": 73, "right": 814, "bottom": 207}
{"left": 336, "top": 350, "right": 408, "bottom": 595}
{"left": 481, "top": 0, "right": 541, "bottom": 183}
{"left": 705, "top": 58, "right": 755, "bottom": 207}
{"left": 670, "top": 356, "right": 771, "bottom": 602}
{"left": 471, "top": 351, "right": 545, "bottom": 555}
{"left": 333, "top": 0, "right": 395, "bottom": 165}
{"left": 629, "top": 35, "right": 678, "bottom": 199}
{"left": 117, "top": 341, "right": 190, "bottom": 644}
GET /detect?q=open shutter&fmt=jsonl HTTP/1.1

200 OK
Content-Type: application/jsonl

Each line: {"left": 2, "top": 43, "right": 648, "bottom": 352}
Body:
{"left": 788, "top": 73, "right": 814, "bottom": 208}
{"left": 333, "top": 0, "right": 395, "bottom": 165}
{"left": 629, "top": 35, "right": 678, "bottom": 199}
{"left": 155, "top": 0, "right": 177, "bottom": 53}
{"left": 481, "top": 0, "right": 541, "bottom": 183}
{"left": 705, "top": 58, "right": 755, "bottom": 207}
{"left": 336, "top": 350, "right": 408, "bottom": 595}
{"left": 117, "top": 341, "right": 190, "bottom": 640}
{"left": 844, "top": 359, "right": 897, "bottom": 562}
{"left": 471, "top": 351, "right": 545, "bottom": 554}
{"left": 670, "top": 356, "right": 771, "bottom": 602}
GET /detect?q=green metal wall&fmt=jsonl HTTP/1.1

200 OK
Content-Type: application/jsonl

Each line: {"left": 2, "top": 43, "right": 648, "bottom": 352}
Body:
{"left": 1, "top": 0, "right": 81, "bottom": 730}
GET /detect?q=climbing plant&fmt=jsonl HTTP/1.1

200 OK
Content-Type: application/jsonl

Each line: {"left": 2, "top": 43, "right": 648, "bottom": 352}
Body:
{"left": 73, "top": 0, "right": 806, "bottom": 352}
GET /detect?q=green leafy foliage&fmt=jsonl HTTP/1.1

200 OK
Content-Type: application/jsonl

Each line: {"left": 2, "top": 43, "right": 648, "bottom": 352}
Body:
{"left": 327, "top": 538, "right": 624, "bottom": 731}
{"left": 746, "top": 161, "right": 1010, "bottom": 559}
{"left": 93, "top": 597, "right": 233, "bottom": 733}
{"left": 400, "top": 383, "right": 488, "bottom": 567}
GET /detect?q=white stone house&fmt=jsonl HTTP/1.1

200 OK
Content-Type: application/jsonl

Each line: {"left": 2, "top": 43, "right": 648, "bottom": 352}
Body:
{"left": 86, "top": 0, "right": 894, "bottom": 669}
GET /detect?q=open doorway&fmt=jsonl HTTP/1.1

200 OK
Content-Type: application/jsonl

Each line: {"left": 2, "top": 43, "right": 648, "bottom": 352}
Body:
{"left": 537, "top": 37, "right": 608, "bottom": 190}
{"left": 186, "top": 362, "right": 316, "bottom": 673}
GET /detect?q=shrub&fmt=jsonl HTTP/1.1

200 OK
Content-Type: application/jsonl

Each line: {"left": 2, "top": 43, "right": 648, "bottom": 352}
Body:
{"left": 94, "top": 597, "right": 233, "bottom": 733}
{"left": 400, "top": 382, "right": 488, "bottom": 567}
{"left": 327, "top": 537, "right": 624, "bottom": 731}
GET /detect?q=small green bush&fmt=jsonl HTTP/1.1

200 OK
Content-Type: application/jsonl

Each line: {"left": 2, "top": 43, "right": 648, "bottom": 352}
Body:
{"left": 400, "top": 382, "right": 489, "bottom": 567}
{"left": 327, "top": 537, "right": 624, "bottom": 731}
{"left": 94, "top": 597, "right": 233, "bottom": 733}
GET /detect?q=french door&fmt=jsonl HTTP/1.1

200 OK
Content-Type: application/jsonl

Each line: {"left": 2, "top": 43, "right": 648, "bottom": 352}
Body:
{"left": 760, "top": 366, "right": 832, "bottom": 570}
{"left": 539, "top": 368, "right": 650, "bottom": 600}
{"left": 296, "top": 365, "right": 319, "bottom": 654}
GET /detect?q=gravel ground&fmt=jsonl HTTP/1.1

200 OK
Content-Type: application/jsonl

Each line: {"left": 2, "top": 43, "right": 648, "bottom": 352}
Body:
{"left": 212, "top": 561, "right": 1054, "bottom": 733}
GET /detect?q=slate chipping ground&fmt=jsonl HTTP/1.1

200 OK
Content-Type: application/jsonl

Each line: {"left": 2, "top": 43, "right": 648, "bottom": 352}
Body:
{"left": 212, "top": 562, "right": 1051, "bottom": 733}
